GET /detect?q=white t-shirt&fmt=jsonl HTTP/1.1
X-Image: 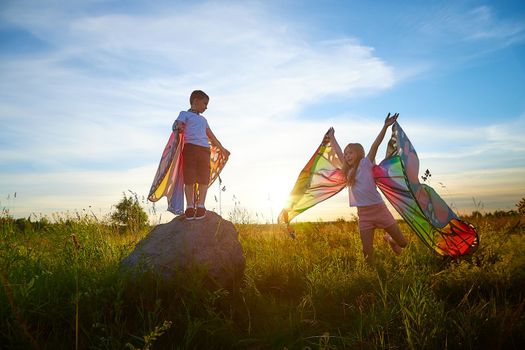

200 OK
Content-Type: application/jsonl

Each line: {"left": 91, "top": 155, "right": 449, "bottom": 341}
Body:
{"left": 174, "top": 111, "right": 210, "bottom": 148}
{"left": 348, "top": 157, "right": 383, "bottom": 207}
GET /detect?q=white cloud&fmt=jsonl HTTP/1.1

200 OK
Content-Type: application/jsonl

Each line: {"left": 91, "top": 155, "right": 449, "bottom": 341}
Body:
{"left": 0, "top": 1, "right": 398, "bottom": 220}
{"left": 1, "top": 1, "right": 523, "bottom": 222}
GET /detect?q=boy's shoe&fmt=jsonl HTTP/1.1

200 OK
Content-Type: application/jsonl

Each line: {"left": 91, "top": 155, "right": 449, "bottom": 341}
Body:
{"left": 185, "top": 207, "right": 196, "bottom": 220}
{"left": 195, "top": 207, "right": 206, "bottom": 220}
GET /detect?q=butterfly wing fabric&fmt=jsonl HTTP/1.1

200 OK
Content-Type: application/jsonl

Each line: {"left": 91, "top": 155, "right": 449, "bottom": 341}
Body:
{"left": 278, "top": 129, "right": 347, "bottom": 225}
{"left": 148, "top": 132, "right": 185, "bottom": 214}
{"left": 148, "top": 131, "right": 228, "bottom": 215}
{"left": 209, "top": 142, "right": 228, "bottom": 186}
{"left": 373, "top": 122, "right": 479, "bottom": 257}
{"left": 278, "top": 122, "right": 478, "bottom": 257}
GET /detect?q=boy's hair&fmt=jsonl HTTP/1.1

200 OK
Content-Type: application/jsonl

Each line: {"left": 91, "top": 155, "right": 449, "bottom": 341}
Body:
{"left": 190, "top": 90, "right": 209, "bottom": 104}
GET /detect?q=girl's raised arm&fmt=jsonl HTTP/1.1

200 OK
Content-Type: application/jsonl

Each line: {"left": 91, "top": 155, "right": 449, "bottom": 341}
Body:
{"left": 327, "top": 127, "right": 344, "bottom": 164}
{"left": 367, "top": 113, "right": 398, "bottom": 163}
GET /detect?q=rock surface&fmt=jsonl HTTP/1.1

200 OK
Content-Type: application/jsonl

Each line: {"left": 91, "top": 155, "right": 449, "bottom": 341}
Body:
{"left": 121, "top": 211, "right": 245, "bottom": 289}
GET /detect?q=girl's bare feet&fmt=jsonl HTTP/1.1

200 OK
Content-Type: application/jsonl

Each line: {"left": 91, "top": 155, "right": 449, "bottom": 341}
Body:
{"left": 384, "top": 234, "right": 402, "bottom": 255}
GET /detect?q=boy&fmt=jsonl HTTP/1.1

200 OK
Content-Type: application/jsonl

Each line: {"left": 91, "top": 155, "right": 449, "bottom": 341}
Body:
{"left": 173, "top": 90, "right": 230, "bottom": 220}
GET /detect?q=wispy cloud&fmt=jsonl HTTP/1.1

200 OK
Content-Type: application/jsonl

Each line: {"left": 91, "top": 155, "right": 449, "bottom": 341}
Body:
{"left": 464, "top": 6, "right": 525, "bottom": 42}
{"left": 0, "top": 1, "right": 398, "bottom": 217}
{"left": 414, "top": 4, "right": 525, "bottom": 45}
{"left": 1, "top": 1, "right": 523, "bottom": 220}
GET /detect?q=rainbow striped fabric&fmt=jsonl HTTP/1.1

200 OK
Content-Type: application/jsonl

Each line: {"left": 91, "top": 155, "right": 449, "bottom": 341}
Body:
{"left": 374, "top": 122, "right": 478, "bottom": 257}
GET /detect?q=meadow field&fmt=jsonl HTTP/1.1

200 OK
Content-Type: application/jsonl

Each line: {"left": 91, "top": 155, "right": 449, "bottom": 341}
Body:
{"left": 1, "top": 209, "right": 524, "bottom": 349}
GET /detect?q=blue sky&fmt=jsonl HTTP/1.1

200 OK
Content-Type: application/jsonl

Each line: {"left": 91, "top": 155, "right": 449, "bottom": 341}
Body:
{"left": 1, "top": 0, "right": 524, "bottom": 223}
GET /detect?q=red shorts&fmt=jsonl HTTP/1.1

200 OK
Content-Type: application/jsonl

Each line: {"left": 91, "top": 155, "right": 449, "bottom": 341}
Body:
{"left": 357, "top": 202, "right": 396, "bottom": 231}
{"left": 182, "top": 143, "right": 210, "bottom": 185}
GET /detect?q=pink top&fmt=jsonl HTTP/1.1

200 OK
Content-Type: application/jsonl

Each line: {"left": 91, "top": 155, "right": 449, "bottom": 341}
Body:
{"left": 348, "top": 157, "right": 383, "bottom": 207}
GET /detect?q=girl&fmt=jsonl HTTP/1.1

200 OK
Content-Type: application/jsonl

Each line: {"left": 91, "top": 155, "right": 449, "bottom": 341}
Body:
{"left": 328, "top": 113, "right": 407, "bottom": 264}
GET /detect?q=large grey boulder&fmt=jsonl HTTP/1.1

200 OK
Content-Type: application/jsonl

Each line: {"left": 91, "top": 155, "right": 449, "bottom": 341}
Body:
{"left": 121, "top": 211, "right": 245, "bottom": 290}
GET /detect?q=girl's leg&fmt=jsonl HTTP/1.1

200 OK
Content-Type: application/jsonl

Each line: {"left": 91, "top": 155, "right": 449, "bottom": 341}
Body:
{"left": 384, "top": 223, "right": 407, "bottom": 254}
{"left": 359, "top": 228, "right": 375, "bottom": 265}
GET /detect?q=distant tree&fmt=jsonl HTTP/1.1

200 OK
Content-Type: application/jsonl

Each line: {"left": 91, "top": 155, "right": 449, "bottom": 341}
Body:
{"left": 517, "top": 198, "right": 525, "bottom": 215}
{"left": 111, "top": 193, "right": 149, "bottom": 232}
{"left": 470, "top": 210, "right": 483, "bottom": 219}
{"left": 490, "top": 210, "right": 518, "bottom": 218}
{"left": 15, "top": 217, "right": 33, "bottom": 233}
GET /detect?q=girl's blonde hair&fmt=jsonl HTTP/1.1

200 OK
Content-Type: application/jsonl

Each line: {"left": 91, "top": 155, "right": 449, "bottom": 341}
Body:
{"left": 342, "top": 143, "right": 365, "bottom": 186}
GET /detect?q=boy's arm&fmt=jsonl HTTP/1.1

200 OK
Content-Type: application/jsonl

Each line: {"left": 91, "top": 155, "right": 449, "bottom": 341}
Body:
{"left": 327, "top": 127, "right": 344, "bottom": 164}
{"left": 206, "top": 127, "right": 230, "bottom": 157}
{"left": 173, "top": 113, "right": 186, "bottom": 133}
{"left": 173, "top": 121, "right": 185, "bottom": 133}
{"left": 367, "top": 113, "right": 398, "bottom": 163}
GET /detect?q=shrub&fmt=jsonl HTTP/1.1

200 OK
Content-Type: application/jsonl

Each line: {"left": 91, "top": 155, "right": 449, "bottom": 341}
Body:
{"left": 110, "top": 193, "right": 149, "bottom": 232}
{"left": 517, "top": 197, "right": 525, "bottom": 215}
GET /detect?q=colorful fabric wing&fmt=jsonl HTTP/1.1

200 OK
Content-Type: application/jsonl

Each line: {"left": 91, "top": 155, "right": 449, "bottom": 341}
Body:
{"left": 278, "top": 129, "right": 347, "bottom": 226}
{"left": 148, "top": 131, "right": 228, "bottom": 214}
{"left": 373, "top": 122, "right": 479, "bottom": 257}
{"left": 209, "top": 142, "right": 228, "bottom": 186}
{"left": 148, "top": 131, "right": 185, "bottom": 214}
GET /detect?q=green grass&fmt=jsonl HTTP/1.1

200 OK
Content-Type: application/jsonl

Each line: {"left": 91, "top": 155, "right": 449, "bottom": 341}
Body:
{"left": 1, "top": 213, "right": 524, "bottom": 349}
